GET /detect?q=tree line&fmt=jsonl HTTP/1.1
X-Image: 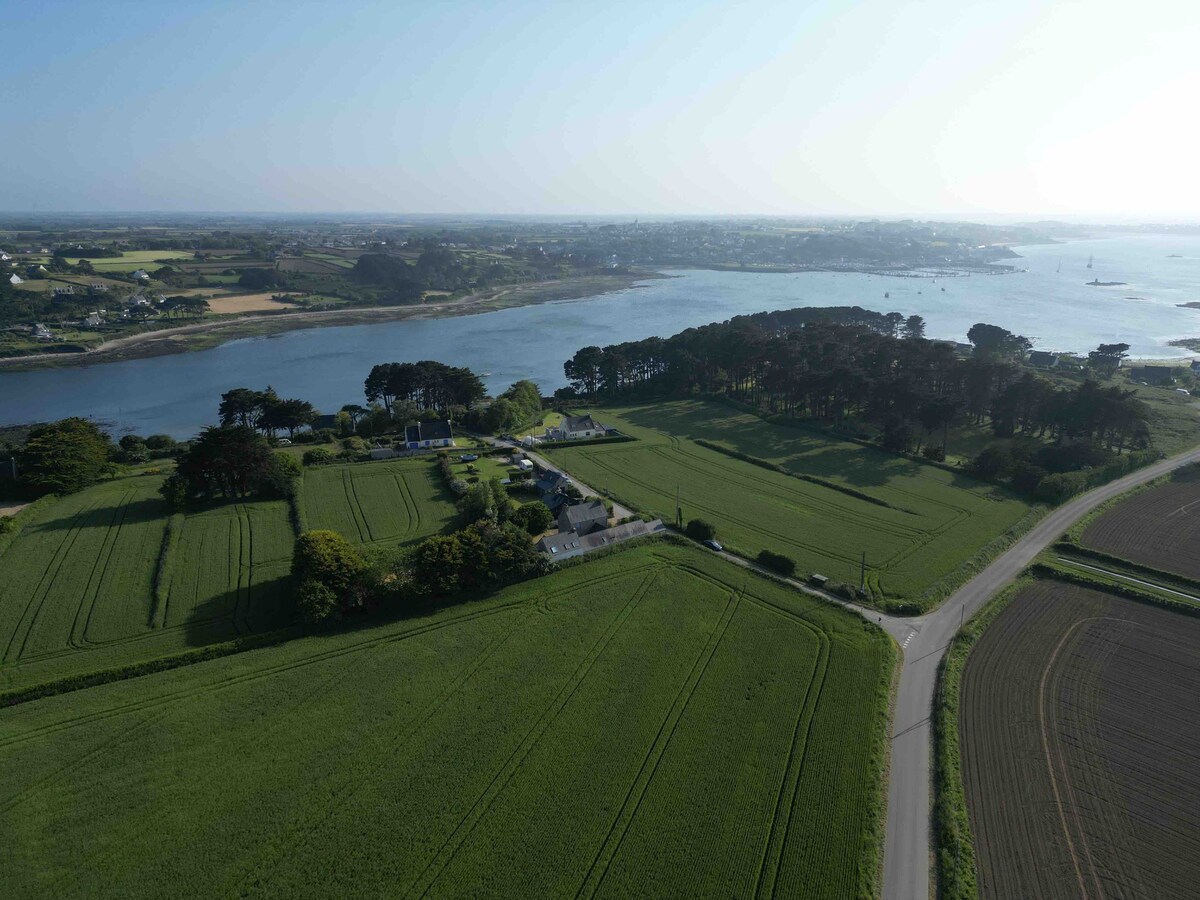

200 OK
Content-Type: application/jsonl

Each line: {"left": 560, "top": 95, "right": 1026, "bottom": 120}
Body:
{"left": 561, "top": 306, "right": 1152, "bottom": 487}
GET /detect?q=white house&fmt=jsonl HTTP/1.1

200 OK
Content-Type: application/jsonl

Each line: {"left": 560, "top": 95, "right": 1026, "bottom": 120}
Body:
{"left": 84, "top": 312, "right": 104, "bottom": 327}
{"left": 131, "top": 269, "right": 150, "bottom": 281}
{"left": 546, "top": 414, "right": 605, "bottom": 441}
{"left": 403, "top": 420, "right": 454, "bottom": 449}
{"left": 8, "top": 274, "right": 22, "bottom": 285}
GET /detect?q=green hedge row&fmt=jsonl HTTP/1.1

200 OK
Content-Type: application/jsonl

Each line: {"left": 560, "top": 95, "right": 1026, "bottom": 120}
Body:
{"left": 537, "top": 434, "right": 635, "bottom": 449}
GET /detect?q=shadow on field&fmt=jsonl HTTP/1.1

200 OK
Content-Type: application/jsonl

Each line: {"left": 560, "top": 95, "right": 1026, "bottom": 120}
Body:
{"left": 179, "top": 573, "right": 295, "bottom": 647}
{"left": 33, "top": 496, "right": 169, "bottom": 531}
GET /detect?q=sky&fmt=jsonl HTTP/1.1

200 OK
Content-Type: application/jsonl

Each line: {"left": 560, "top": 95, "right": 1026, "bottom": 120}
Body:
{"left": 1, "top": 0, "right": 1198, "bottom": 217}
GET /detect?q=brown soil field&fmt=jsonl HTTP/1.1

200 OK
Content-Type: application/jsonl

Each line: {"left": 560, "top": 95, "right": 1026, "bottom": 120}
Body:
{"left": 961, "top": 580, "right": 1200, "bottom": 899}
{"left": 206, "top": 292, "right": 300, "bottom": 313}
{"left": 1081, "top": 466, "right": 1200, "bottom": 580}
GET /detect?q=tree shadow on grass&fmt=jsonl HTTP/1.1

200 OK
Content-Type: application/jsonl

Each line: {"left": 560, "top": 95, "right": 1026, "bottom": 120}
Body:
{"left": 31, "top": 496, "right": 169, "bottom": 532}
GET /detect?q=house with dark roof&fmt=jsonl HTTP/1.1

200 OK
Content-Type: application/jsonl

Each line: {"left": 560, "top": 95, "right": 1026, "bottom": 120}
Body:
{"left": 1129, "top": 365, "right": 1175, "bottom": 386}
{"left": 557, "top": 499, "right": 608, "bottom": 536}
{"left": 547, "top": 414, "right": 605, "bottom": 441}
{"left": 403, "top": 420, "right": 454, "bottom": 449}
{"left": 1027, "top": 350, "right": 1057, "bottom": 368}
{"left": 535, "top": 469, "right": 569, "bottom": 495}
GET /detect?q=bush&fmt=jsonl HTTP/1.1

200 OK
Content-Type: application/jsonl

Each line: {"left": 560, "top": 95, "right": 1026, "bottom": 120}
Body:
{"left": 341, "top": 436, "right": 367, "bottom": 452}
{"left": 922, "top": 444, "right": 946, "bottom": 462}
{"left": 303, "top": 448, "right": 335, "bottom": 466}
{"left": 756, "top": 549, "right": 796, "bottom": 576}
{"left": 0, "top": 516, "right": 13, "bottom": 536}
{"left": 512, "top": 501, "right": 553, "bottom": 535}
{"left": 292, "top": 530, "right": 367, "bottom": 597}
{"left": 159, "top": 472, "right": 190, "bottom": 510}
{"left": 297, "top": 579, "right": 339, "bottom": 625}
{"left": 969, "top": 444, "right": 1013, "bottom": 480}
{"left": 448, "top": 478, "right": 469, "bottom": 496}
{"left": 1009, "top": 460, "right": 1047, "bottom": 495}
{"left": 824, "top": 580, "right": 859, "bottom": 602}
{"left": 684, "top": 519, "right": 716, "bottom": 541}
{"left": 1033, "top": 470, "right": 1089, "bottom": 504}
{"left": 265, "top": 452, "right": 302, "bottom": 498}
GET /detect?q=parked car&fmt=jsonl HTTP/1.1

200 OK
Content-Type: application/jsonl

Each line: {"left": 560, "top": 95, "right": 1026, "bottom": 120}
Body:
{"left": 277, "top": 438, "right": 292, "bottom": 446}
{"left": 702, "top": 539, "right": 723, "bottom": 552}
{"left": 460, "top": 453, "right": 479, "bottom": 462}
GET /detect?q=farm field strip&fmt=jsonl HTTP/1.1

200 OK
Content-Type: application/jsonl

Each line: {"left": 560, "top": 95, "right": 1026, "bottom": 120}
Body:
{"left": 302, "top": 459, "right": 455, "bottom": 548}
{"left": 0, "top": 545, "right": 892, "bottom": 899}
{"left": 960, "top": 580, "right": 1200, "bottom": 899}
{"left": 548, "top": 403, "right": 1028, "bottom": 600}
{"left": 1081, "top": 467, "right": 1200, "bottom": 582}
{"left": 0, "top": 477, "right": 295, "bottom": 691}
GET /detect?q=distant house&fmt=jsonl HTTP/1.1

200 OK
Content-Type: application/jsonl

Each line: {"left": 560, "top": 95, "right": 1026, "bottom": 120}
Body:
{"left": 8, "top": 274, "right": 22, "bottom": 285}
{"left": 131, "top": 269, "right": 150, "bottom": 281}
{"left": 84, "top": 312, "right": 103, "bottom": 327}
{"left": 537, "top": 518, "right": 663, "bottom": 561}
{"left": 1027, "top": 350, "right": 1057, "bottom": 368}
{"left": 1055, "top": 354, "right": 1085, "bottom": 372}
{"left": 89, "top": 282, "right": 109, "bottom": 292}
{"left": 31, "top": 323, "right": 52, "bottom": 340}
{"left": 52, "top": 285, "right": 74, "bottom": 296}
{"left": 547, "top": 414, "right": 605, "bottom": 441}
{"left": 557, "top": 499, "right": 608, "bottom": 536}
{"left": 403, "top": 420, "right": 454, "bottom": 449}
{"left": 0, "top": 252, "right": 11, "bottom": 261}
{"left": 1129, "top": 365, "right": 1175, "bottom": 386}
{"left": 1191, "top": 360, "right": 1200, "bottom": 375}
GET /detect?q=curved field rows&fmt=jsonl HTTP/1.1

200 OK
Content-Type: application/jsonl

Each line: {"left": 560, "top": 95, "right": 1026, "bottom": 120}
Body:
{"left": 0, "top": 477, "right": 296, "bottom": 693}
{"left": 0, "top": 544, "right": 892, "bottom": 899}
{"left": 545, "top": 401, "right": 1029, "bottom": 600}
{"left": 302, "top": 458, "right": 457, "bottom": 547}
{"left": 960, "top": 580, "right": 1200, "bottom": 899}
{"left": 1081, "top": 467, "right": 1200, "bottom": 581}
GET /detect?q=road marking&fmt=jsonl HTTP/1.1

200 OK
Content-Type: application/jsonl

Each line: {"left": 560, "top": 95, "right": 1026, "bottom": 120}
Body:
{"left": 901, "top": 630, "right": 916, "bottom": 649}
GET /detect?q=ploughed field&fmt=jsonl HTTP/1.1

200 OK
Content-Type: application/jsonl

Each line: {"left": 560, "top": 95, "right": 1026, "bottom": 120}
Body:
{"left": 302, "top": 457, "right": 457, "bottom": 547}
{"left": 1081, "top": 466, "right": 1200, "bottom": 581}
{"left": 544, "top": 401, "right": 1030, "bottom": 606}
{"left": 960, "top": 580, "right": 1200, "bottom": 899}
{"left": 0, "top": 543, "right": 892, "bottom": 899}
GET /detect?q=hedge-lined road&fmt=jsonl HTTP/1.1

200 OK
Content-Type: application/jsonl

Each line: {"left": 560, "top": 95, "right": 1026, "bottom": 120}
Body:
{"left": 880, "top": 442, "right": 1200, "bottom": 900}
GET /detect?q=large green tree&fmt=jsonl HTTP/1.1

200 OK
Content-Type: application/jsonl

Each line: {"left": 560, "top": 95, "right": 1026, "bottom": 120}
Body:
{"left": 18, "top": 418, "right": 113, "bottom": 495}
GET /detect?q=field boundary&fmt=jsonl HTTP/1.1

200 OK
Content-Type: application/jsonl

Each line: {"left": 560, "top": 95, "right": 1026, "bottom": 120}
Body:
{"left": 0, "top": 494, "right": 57, "bottom": 558}
{"left": 932, "top": 577, "right": 1030, "bottom": 900}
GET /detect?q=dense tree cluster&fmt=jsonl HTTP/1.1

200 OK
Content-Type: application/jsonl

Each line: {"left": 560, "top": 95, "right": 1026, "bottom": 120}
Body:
{"left": 478, "top": 379, "right": 542, "bottom": 433}
{"left": 219, "top": 387, "right": 317, "bottom": 439}
{"left": 159, "top": 425, "right": 300, "bottom": 508}
{"left": 363, "top": 361, "right": 485, "bottom": 418}
{"left": 562, "top": 306, "right": 1153, "bottom": 493}
{"left": 16, "top": 418, "right": 115, "bottom": 495}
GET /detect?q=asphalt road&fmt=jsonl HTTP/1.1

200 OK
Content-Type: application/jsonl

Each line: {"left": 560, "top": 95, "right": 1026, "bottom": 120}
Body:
{"left": 880, "top": 443, "right": 1200, "bottom": 900}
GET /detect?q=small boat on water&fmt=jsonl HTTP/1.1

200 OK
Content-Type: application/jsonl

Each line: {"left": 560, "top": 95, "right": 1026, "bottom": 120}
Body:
{"left": 884, "top": 292, "right": 889, "bottom": 298}
{"left": 481, "top": 371, "right": 492, "bottom": 377}
{"left": 1087, "top": 255, "right": 1094, "bottom": 269}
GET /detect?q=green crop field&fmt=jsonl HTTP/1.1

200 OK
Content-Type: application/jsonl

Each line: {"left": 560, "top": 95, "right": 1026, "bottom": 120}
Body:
{"left": 0, "top": 542, "right": 892, "bottom": 899}
{"left": 61, "top": 249, "right": 194, "bottom": 272}
{"left": 0, "top": 476, "right": 294, "bottom": 692}
{"left": 544, "top": 400, "right": 1032, "bottom": 605}
{"left": 302, "top": 457, "right": 457, "bottom": 547}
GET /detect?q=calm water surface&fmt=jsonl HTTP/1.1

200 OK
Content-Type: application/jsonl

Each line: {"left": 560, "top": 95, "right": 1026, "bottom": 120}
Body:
{"left": 2, "top": 234, "right": 1199, "bottom": 437}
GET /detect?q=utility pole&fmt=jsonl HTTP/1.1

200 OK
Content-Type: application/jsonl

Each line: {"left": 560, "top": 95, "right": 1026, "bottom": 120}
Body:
{"left": 675, "top": 485, "right": 682, "bottom": 529}
{"left": 859, "top": 551, "right": 867, "bottom": 593}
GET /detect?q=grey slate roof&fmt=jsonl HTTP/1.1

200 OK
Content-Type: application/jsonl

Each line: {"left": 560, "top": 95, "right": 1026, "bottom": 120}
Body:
{"left": 561, "top": 500, "right": 607, "bottom": 528}
{"left": 561, "top": 414, "right": 602, "bottom": 432}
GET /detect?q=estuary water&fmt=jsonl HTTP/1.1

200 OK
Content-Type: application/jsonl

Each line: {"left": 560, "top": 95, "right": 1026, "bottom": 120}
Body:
{"left": 2, "top": 233, "right": 1199, "bottom": 438}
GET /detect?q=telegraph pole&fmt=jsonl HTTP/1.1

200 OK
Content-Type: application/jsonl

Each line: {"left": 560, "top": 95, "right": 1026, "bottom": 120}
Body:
{"left": 675, "top": 485, "right": 682, "bottom": 528}
{"left": 859, "top": 551, "right": 867, "bottom": 593}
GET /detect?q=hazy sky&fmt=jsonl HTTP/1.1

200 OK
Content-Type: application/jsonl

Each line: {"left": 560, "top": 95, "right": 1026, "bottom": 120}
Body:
{"left": 2, "top": 0, "right": 1197, "bottom": 217}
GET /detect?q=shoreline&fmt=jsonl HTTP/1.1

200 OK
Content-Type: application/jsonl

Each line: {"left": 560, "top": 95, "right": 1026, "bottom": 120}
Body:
{"left": 0, "top": 272, "right": 658, "bottom": 371}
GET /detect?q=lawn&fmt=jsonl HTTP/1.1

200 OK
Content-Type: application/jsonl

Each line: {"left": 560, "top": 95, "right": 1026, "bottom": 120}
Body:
{"left": 544, "top": 400, "right": 1033, "bottom": 606}
{"left": 302, "top": 457, "right": 457, "bottom": 547}
{"left": 0, "top": 475, "right": 294, "bottom": 692}
{"left": 0, "top": 542, "right": 893, "bottom": 899}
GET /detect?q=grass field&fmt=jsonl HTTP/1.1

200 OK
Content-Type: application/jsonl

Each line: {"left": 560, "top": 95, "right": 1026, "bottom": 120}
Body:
{"left": 61, "top": 250, "right": 194, "bottom": 272}
{"left": 960, "top": 579, "right": 1200, "bottom": 899}
{"left": 302, "top": 457, "right": 457, "bottom": 547}
{"left": 0, "top": 476, "right": 294, "bottom": 692}
{"left": 544, "top": 401, "right": 1032, "bottom": 605}
{"left": 1080, "top": 465, "right": 1200, "bottom": 581}
{"left": 0, "top": 542, "right": 893, "bottom": 899}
